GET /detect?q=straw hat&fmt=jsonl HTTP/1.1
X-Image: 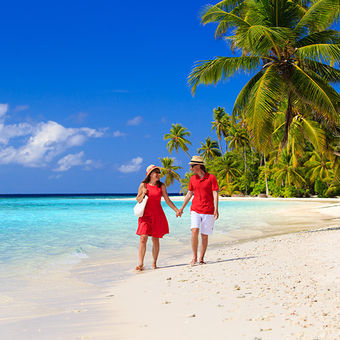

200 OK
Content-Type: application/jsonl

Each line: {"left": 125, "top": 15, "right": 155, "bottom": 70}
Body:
{"left": 189, "top": 155, "right": 205, "bottom": 165}
{"left": 145, "top": 164, "right": 161, "bottom": 177}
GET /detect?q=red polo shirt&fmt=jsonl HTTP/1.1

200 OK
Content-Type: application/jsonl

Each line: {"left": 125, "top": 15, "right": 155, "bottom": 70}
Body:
{"left": 188, "top": 173, "right": 219, "bottom": 214}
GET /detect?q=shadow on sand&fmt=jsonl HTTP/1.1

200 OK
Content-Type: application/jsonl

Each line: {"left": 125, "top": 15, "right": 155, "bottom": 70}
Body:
{"left": 157, "top": 256, "right": 256, "bottom": 270}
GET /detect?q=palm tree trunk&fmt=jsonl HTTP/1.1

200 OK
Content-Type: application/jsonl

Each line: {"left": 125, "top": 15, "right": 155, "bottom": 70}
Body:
{"left": 264, "top": 155, "right": 269, "bottom": 196}
{"left": 282, "top": 93, "right": 293, "bottom": 148}
{"left": 217, "top": 136, "right": 223, "bottom": 155}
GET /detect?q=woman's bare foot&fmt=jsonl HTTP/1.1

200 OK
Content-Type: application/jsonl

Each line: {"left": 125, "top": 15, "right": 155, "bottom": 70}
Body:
{"left": 152, "top": 262, "right": 157, "bottom": 269}
{"left": 189, "top": 258, "right": 197, "bottom": 266}
{"left": 135, "top": 265, "right": 144, "bottom": 271}
{"left": 199, "top": 260, "right": 206, "bottom": 265}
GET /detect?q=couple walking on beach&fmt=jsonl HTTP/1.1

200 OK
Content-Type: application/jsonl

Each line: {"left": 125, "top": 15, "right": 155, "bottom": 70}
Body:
{"left": 135, "top": 155, "right": 219, "bottom": 270}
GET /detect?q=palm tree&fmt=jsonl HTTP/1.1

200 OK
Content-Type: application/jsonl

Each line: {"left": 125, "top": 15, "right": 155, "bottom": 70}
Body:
{"left": 272, "top": 151, "right": 306, "bottom": 189}
{"left": 164, "top": 124, "right": 192, "bottom": 159}
{"left": 304, "top": 150, "right": 333, "bottom": 182}
{"left": 159, "top": 157, "right": 182, "bottom": 187}
{"left": 225, "top": 125, "right": 250, "bottom": 168}
{"left": 208, "top": 154, "right": 241, "bottom": 187}
{"left": 211, "top": 107, "right": 231, "bottom": 153}
{"left": 197, "top": 137, "right": 222, "bottom": 160}
{"left": 188, "top": 0, "right": 340, "bottom": 152}
{"left": 180, "top": 172, "right": 192, "bottom": 195}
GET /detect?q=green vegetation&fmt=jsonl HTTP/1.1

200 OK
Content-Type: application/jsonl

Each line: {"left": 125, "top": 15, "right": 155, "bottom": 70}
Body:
{"left": 165, "top": 0, "right": 339, "bottom": 198}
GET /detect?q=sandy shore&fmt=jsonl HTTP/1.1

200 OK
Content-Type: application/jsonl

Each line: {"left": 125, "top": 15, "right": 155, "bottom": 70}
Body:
{"left": 1, "top": 198, "right": 339, "bottom": 339}
{"left": 113, "top": 229, "right": 340, "bottom": 339}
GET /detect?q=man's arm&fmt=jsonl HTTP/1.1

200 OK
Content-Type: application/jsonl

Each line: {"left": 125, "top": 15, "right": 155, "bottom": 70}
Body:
{"left": 213, "top": 190, "right": 219, "bottom": 220}
{"left": 177, "top": 191, "right": 194, "bottom": 217}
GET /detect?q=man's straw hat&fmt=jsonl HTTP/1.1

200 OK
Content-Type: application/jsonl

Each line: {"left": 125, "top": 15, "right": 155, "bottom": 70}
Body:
{"left": 145, "top": 164, "right": 161, "bottom": 177}
{"left": 189, "top": 155, "right": 205, "bottom": 165}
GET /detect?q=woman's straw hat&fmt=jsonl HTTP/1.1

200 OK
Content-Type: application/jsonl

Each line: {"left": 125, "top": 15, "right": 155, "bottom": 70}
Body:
{"left": 189, "top": 155, "right": 205, "bottom": 165}
{"left": 145, "top": 164, "right": 161, "bottom": 177}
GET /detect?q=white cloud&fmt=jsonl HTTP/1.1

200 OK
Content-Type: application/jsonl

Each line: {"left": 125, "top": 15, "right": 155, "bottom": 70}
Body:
{"left": 0, "top": 122, "right": 34, "bottom": 144}
{"left": 118, "top": 157, "right": 143, "bottom": 173}
{"left": 0, "top": 104, "right": 9, "bottom": 118}
{"left": 13, "top": 105, "right": 29, "bottom": 112}
{"left": 54, "top": 151, "right": 93, "bottom": 172}
{"left": 127, "top": 116, "right": 143, "bottom": 126}
{"left": 113, "top": 130, "right": 127, "bottom": 137}
{"left": 0, "top": 120, "right": 103, "bottom": 167}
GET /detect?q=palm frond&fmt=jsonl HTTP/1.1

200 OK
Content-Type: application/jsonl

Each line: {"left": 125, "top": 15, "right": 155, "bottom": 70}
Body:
{"left": 232, "top": 70, "right": 264, "bottom": 118}
{"left": 296, "top": 44, "right": 340, "bottom": 64}
{"left": 300, "top": 59, "right": 340, "bottom": 83}
{"left": 290, "top": 64, "right": 339, "bottom": 122}
{"left": 188, "top": 56, "right": 261, "bottom": 94}
{"left": 296, "top": 30, "right": 340, "bottom": 47}
{"left": 244, "top": 65, "right": 282, "bottom": 148}
{"left": 237, "top": 25, "right": 295, "bottom": 57}
{"left": 294, "top": 0, "right": 340, "bottom": 34}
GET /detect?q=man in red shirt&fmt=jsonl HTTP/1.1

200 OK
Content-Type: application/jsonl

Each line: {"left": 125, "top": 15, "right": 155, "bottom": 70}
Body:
{"left": 177, "top": 155, "right": 219, "bottom": 265}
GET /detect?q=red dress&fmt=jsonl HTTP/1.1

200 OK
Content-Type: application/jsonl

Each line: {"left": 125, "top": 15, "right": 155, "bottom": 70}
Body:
{"left": 136, "top": 184, "right": 169, "bottom": 238}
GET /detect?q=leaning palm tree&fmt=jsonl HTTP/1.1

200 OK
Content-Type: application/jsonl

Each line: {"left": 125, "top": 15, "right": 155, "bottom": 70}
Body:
{"left": 164, "top": 123, "right": 192, "bottom": 159}
{"left": 159, "top": 157, "right": 182, "bottom": 187}
{"left": 211, "top": 107, "right": 230, "bottom": 153}
{"left": 225, "top": 125, "right": 251, "bottom": 173}
{"left": 188, "top": 0, "right": 340, "bottom": 152}
{"left": 197, "top": 137, "right": 222, "bottom": 160}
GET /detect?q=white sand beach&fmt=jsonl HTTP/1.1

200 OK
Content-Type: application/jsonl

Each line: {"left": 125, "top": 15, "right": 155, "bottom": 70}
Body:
{"left": 1, "top": 198, "right": 339, "bottom": 339}
{"left": 111, "top": 199, "right": 340, "bottom": 340}
{"left": 113, "top": 228, "right": 340, "bottom": 340}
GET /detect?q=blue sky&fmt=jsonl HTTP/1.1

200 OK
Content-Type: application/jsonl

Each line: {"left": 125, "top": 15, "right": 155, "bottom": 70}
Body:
{"left": 1, "top": 1, "right": 333, "bottom": 194}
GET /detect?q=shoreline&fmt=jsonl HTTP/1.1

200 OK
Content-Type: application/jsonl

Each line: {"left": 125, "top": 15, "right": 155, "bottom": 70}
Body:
{"left": 1, "top": 198, "right": 339, "bottom": 339}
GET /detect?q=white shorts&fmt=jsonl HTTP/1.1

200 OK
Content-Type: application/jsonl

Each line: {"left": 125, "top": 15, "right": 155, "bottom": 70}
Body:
{"left": 190, "top": 211, "right": 215, "bottom": 235}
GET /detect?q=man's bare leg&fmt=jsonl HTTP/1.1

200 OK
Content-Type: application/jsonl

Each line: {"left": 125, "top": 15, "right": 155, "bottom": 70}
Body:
{"left": 152, "top": 237, "right": 160, "bottom": 269}
{"left": 136, "top": 235, "right": 148, "bottom": 270}
{"left": 191, "top": 228, "right": 199, "bottom": 265}
{"left": 199, "top": 234, "right": 208, "bottom": 264}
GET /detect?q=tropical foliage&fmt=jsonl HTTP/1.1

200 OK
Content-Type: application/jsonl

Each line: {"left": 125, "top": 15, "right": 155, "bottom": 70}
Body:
{"left": 197, "top": 137, "right": 222, "bottom": 160}
{"left": 159, "top": 157, "right": 182, "bottom": 187}
{"left": 164, "top": 124, "right": 192, "bottom": 158}
{"left": 162, "top": 0, "right": 339, "bottom": 197}
{"left": 188, "top": 0, "right": 340, "bottom": 153}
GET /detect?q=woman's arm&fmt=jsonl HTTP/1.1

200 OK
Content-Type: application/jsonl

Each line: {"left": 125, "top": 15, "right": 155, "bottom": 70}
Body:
{"left": 161, "top": 184, "right": 180, "bottom": 214}
{"left": 136, "top": 183, "right": 147, "bottom": 203}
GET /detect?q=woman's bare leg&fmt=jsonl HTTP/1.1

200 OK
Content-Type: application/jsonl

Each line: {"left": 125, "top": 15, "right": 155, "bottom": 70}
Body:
{"left": 136, "top": 235, "right": 148, "bottom": 270}
{"left": 152, "top": 237, "right": 160, "bottom": 269}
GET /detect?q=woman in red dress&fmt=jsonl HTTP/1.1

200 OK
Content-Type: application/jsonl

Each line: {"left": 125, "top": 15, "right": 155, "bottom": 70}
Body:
{"left": 135, "top": 164, "right": 181, "bottom": 271}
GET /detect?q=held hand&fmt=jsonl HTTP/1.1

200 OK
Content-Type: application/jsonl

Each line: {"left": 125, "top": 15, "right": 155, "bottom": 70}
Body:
{"left": 176, "top": 209, "right": 183, "bottom": 218}
{"left": 214, "top": 210, "right": 219, "bottom": 220}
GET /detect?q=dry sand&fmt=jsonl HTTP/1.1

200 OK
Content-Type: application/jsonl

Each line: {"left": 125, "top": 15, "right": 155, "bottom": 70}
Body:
{"left": 113, "top": 221, "right": 340, "bottom": 339}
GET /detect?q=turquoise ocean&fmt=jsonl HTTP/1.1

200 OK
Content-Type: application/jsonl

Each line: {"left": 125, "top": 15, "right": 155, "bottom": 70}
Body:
{"left": 0, "top": 195, "right": 330, "bottom": 285}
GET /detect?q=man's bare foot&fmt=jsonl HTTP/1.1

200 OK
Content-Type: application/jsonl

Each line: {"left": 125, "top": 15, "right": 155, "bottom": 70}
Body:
{"left": 189, "top": 259, "right": 197, "bottom": 266}
{"left": 199, "top": 260, "right": 206, "bottom": 265}
{"left": 135, "top": 265, "right": 144, "bottom": 271}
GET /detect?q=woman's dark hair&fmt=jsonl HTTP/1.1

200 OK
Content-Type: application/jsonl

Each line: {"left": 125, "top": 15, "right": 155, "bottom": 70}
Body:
{"left": 142, "top": 169, "right": 162, "bottom": 188}
{"left": 200, "top": 165, "right": 206, "bottom": 173}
